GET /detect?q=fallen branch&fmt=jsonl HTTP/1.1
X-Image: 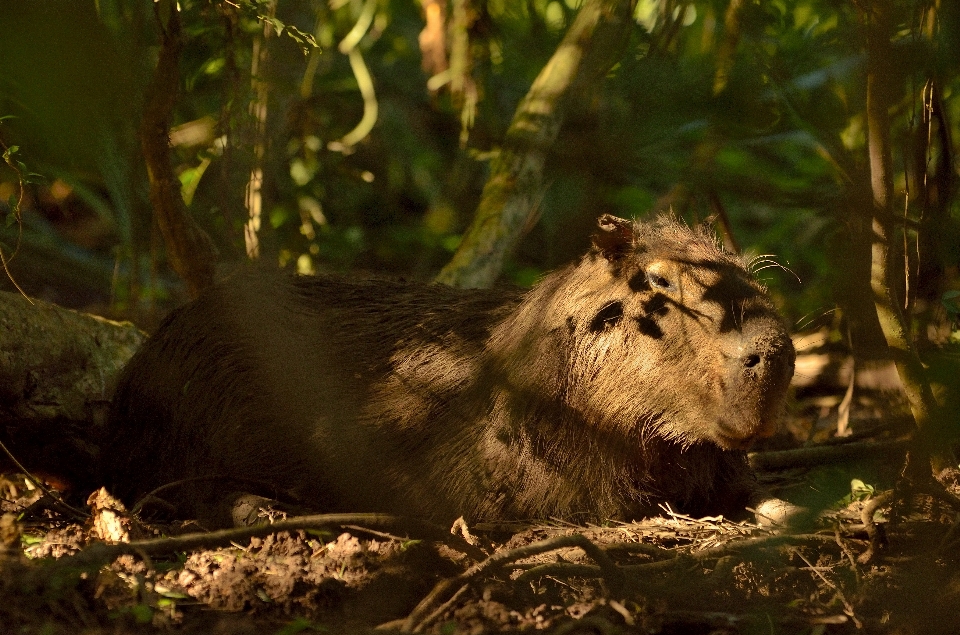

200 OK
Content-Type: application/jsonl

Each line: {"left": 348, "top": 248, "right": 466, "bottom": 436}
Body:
{"left": 62, "top": 512, "right": 485, "bottom": 569}
{"left": 521, "top": 532, "right": 847, "bottom": 585}
{"left": 748, "top": 439, "right": 908, "bottom": 472}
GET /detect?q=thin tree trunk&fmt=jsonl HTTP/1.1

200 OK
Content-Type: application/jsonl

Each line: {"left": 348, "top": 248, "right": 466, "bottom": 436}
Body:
{"left": 862, "top": 0, "right": 952, "bottom": 472}
{"left": 653, "top": 0, "right": 746, "bottom": 243}
{"left": 243, "top": 0, "right": 276, "bottom": 260}
{"left": 140, "top": 0, "right": 218, "bottom": 298}
{"left": 435, "top": 0, "right": 637, "bottom": 289}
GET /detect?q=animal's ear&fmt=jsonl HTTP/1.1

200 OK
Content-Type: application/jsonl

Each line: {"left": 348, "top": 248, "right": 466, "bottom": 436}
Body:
{"left": 593, "top": 214, "right": 634, "bottom": 261}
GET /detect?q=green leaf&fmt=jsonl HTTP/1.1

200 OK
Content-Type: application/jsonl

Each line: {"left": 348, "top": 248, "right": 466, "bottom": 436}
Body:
{"left": 157, "top": 589, "right": 189, "bottom": 600}
{"left": 179, "top": 156, "right": 212, "bottom": 207}
{"left": 834, "top": 478, "right": 877, "bottom": 507}
{"left": 267, "top": 17, "right": 285, "bottom": 35}
{"left": 850, "top": 478, "right": 874, "bottom": 498}
{"left": 283, "top": 26, "right": 320, "bottom": 53}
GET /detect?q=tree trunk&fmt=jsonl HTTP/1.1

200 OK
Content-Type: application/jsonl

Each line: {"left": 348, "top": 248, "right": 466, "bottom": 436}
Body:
{"left": 140, "top": 0, "right": 218, "bottom": 298}
{"left": 435, "top": 0, "right": 637, "bottom": 289}
{"left": 862, "top": 0, "right": 952, "bottom": 472}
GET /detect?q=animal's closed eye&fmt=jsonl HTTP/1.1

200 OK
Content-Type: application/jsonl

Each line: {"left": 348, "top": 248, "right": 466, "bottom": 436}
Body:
{"left": 646, "top": 272, "right": 673, "bottom": 290}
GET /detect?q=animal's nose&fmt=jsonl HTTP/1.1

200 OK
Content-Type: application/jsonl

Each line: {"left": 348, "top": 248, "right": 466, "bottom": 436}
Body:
{"left": 727, "top": 320, "right": 795, "bottom": 380}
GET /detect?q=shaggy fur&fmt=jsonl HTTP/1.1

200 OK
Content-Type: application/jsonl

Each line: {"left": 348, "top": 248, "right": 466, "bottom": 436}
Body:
{"left": 106, "top": 215, "right": 795, "bottom": 523}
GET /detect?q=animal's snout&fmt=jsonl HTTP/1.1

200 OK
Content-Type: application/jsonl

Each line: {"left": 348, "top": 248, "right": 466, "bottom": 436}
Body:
{"left": 713, "top": 322, "right": 796, "bottom": 447}
{"left": 729, "top": 323, "right": 796, "bottom": 385}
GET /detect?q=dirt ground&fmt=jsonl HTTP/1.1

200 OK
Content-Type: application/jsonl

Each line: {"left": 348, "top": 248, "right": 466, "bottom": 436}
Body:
{"left": 2, "top": 375, "right": 959, "bottom": 635}
{"left": 3, "top": 469, "right": 960, "bottom": 635}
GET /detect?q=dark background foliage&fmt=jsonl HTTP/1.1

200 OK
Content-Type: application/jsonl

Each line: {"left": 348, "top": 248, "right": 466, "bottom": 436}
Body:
{"left": 0, "top": 0, "right": 957, "bottom": 343}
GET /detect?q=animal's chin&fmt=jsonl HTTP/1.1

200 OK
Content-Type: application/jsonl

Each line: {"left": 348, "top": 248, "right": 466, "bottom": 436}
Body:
{"left": 712, "top": 432, "right": 759, "bottom": 451}
{"left": 711, "top": 414, "right": 778, "bottom": 450}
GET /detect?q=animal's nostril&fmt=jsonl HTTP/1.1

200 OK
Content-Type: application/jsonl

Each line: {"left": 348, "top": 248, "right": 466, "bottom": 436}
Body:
{"left": 744, "top": 354, "right": 762, "bottom": 369}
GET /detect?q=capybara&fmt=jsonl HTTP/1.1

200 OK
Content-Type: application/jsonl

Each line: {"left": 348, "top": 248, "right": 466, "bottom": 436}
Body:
{"left": 106, "top": 215, "right": 795, "bottom": 524}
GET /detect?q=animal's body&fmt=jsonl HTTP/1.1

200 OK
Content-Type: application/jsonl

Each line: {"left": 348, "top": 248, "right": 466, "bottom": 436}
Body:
{"left": 106, "top": 215, "right": 795, "bottom": 523}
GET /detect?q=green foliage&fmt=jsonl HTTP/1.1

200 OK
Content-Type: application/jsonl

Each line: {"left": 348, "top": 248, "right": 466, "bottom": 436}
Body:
{"left": 0, "top": 0, "right": 957, "bottom": 353}
{"left": 229, "top": 0, "right": 320, "bottom": 54}
{"left": 1, "top": 117, "right": 45, "bottom": 224}
{"left": 836, "top": 478, "right": 877, "bottom": 508}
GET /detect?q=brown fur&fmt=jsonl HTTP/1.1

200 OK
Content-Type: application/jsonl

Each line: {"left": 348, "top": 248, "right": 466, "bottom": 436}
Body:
{"left": 106, "top": 216, "right": 795, "bottom": 523}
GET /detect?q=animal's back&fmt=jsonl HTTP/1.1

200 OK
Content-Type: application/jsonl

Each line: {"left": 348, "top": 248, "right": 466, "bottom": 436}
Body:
{"left": 106, "top": 270, "right": 519, "bottom": 520}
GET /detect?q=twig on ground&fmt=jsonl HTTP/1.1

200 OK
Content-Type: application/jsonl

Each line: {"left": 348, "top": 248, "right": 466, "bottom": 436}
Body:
{"left": 410, "top": 581, "right": 472, "bottom": 634}
{"left": 0, "top": 440, "right": 88, "bottom": 520}
{"left": 599, "top": 541, "right": 670, "bottom": 557}
{"left": 792, "top": 548, "right": 862, "bottom": 628}
{"left": 342, "top": 525, "right": 413, "bottom": 544}
{"left": 405, "top": 528, "right": 850, "bottom": 634}
{"left": 130, "top": 475, "right": 291, "bottom": 515}
{"left": 834, "top": 528, "right": 860, "bottom": 577}
{"left": 516, "top": 563, "right": 606, "bottom": 586}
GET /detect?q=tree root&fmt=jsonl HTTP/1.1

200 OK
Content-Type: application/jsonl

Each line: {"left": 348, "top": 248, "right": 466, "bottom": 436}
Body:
{"left": 398, "top": 530, "right": 852, "bottom": 633}
{"left": 400, "top": 533, "right": 624, "bottom": 633}
{"left": 856, "top": 489, "right": 893, "bottom": 565}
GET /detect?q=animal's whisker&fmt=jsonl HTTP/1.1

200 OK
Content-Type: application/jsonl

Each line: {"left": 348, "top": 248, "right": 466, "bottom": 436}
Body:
{"left": 794, "top": 307, "right": 838, "bottom": 335}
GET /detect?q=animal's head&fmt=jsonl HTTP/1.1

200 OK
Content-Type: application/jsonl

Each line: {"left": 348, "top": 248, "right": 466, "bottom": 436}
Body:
{"left": 552, "top": 214, "right": 795, "bottom": 450}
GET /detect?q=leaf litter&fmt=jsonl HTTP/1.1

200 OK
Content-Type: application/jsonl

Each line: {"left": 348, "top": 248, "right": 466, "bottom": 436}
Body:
{"left": 3, "top": 471, "right": 960, "bottom": 635}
